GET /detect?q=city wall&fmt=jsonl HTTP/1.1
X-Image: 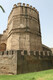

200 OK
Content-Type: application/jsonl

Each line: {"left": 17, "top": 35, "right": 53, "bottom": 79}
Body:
{"left": 0, "top": 51, "right": 17, "bottom": 75}
{"left": 0, "top": 50, "right": 53, "bottom": 75}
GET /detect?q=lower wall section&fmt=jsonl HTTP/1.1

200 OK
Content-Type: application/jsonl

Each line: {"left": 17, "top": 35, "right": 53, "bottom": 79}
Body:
{"left": 17, "top": 51, "right": 53, "bottom": 74}
{"left": 0, "top": 50, "right": 53, "bottom": 75}
{"left": 0, "top": 51, "right": 17, "bottom": 75}
{"left": 17, "top": 59, "right": 52, "bottom": 74}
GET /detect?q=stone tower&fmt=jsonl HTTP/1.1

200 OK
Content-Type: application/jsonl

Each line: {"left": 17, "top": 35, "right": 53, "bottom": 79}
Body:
{"left": 6, "top": 3, "right": 42, "bottom": 51}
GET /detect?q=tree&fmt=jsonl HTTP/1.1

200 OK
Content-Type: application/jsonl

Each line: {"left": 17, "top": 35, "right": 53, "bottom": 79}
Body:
{"left": 0, "top": 5, "right": 5, "bottom": 12}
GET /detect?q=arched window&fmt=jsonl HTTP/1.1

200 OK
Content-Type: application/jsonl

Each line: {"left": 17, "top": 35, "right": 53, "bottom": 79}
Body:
{"left": 0, "top": 43, "right": 6, "bottom": 51}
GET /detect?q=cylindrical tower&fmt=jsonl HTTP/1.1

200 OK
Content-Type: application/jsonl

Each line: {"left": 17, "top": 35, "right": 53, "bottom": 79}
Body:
{"left": 6, "top": 3, "right": 42, "bottom": 51}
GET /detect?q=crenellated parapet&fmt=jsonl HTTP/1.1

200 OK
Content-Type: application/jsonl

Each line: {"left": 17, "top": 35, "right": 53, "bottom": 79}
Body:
{"left": 0, "top": 50, "right": 53, "bottom": 75}
{"left": 13, "top": 3, "right": 38, "bottom": 13}
{"left": 8, "top": 3, "right": 39, "bottom": 20}
{"left": 0, "top": 50, "right": 53, "bottom": 60}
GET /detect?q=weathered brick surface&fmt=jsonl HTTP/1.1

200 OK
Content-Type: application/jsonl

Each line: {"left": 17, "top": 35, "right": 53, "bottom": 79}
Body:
{"left": 17, "top": 50, "right": 53, "bottom": 74}
{"left": 0, "top": 51, "right": 17, "bottom": 75}
{"left": 0, "top": 50, "right": 53, "bottom": 75}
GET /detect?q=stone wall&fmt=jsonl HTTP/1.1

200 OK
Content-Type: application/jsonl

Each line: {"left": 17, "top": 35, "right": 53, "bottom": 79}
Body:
{"left": 17, "top": 50, "right": 53, "bottom": 74}
{"left": 0, "top": 50, "right": 53, "bottom": 75}
{"left": 0, "top": 51, "right": 17, "bottom": 75}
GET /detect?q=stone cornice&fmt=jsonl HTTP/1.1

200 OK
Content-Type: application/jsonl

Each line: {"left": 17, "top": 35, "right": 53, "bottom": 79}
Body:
{"left": 7, "top": 28, "right": 41, "bottom": 38}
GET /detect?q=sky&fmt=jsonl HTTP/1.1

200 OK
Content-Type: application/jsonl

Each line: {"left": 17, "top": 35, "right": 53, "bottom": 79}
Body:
{"left": 0, "top": 0, "right": 53, "bottom": 48}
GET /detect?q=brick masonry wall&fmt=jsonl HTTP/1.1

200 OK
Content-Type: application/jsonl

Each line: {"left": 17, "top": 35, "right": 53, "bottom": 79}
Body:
{"left": 0, "top": 51, "right": 17, "bottom": 75}
{"left": 0, "top": 50, "right": 53, "bottom": 75}
{"left": 17, "top": 50, "right": 53, "bottom": 74}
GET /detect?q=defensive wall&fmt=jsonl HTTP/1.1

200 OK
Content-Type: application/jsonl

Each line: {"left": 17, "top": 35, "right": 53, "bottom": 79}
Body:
{"left": 0, "top": 3, "right": 53, "bottom": 75}
{"left": 0, "top": 50, "right": 53, "bottom": 75}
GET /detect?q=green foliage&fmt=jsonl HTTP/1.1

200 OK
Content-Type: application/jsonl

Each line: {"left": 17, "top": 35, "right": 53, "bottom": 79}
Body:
{"left": 0, "top": 5, "right": 5, "bottom": 12}
{"left": 0, "top": 69, "right": 53, "bottom": 80}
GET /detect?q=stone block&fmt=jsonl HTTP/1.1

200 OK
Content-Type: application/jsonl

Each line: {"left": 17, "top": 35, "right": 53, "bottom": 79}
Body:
{"left": 26, "top": 4, "right": 29, "bottom": 7}
{"left": 23, "top": 3, "right": 25, "bottom": 6}
{"left": 13, "top": 4, "right": 17, "bottom": 8}
{"left": 17, "top": 3, "right": 21, "bottom": 6}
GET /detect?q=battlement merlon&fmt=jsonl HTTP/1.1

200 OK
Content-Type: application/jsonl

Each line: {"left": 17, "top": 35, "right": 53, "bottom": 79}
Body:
{"left": 8, "top": 3, "right": 39, "bottom": 20}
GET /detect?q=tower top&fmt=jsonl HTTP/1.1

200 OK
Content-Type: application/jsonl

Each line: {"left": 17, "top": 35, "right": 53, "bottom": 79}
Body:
{"left": 8, "top": 3, "right": 39, "bottom": 19}
{"left": 13, "top": 3, "right": 38, "bottom": 12}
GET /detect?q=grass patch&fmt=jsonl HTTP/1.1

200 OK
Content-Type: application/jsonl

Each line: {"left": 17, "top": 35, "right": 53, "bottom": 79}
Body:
{"left": 0, "top": 69, "right": 53, "bottom": 80}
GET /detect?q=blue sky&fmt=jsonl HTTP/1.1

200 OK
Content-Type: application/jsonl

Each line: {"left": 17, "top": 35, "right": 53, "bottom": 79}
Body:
{"left": 0, "top": 0, "right": 53, "bottom": 48}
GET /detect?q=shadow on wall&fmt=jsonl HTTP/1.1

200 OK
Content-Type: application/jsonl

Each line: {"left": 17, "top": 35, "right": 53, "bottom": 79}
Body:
{"left": 0, "top": 43, "right": 6, "bottom": 51}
